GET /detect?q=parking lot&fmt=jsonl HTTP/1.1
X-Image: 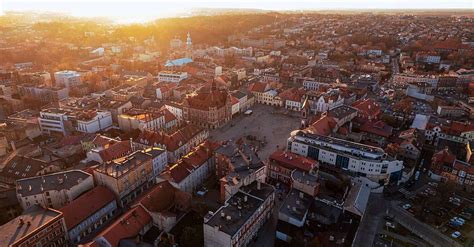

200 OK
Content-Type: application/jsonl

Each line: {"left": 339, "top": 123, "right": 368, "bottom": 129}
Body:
{"left": 396, "top": 182, "right": 473, "bottom": 246}
{"left": 209, "top": 104, "right": 301, "bottom": 160}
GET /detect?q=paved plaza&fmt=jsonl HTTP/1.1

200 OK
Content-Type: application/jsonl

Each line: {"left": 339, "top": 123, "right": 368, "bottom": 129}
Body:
{"left": 210, "top": 104, "right": 301, "bottom": 160}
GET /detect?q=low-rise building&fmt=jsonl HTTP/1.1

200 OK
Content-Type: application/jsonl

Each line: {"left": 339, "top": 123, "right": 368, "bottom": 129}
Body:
{"left": 0, "top": 205, "right": 69, "bottom": 247}
{"left": 59, "top": 186, "right": 117, "bottom": 244}
{"left": 160, "top": 141, "right": 216, "bottom": 193}
{"left": 85, "top": 205, "right": 153, "bottom": 247}
{"left": 39, "top": 108, "right": 112, "bottom": 135}
{"left": 94, "top": 148, "right": 163, "bottom": 207}
{"left": 267, "top": 150, "right": 317, "bottom": 185}
{"left": 203, "top": 181, "right": 275, "bottom": 247}
{"left": 16, "top": 170, "right": 94, "bottom": 210}
{"left": 158, "top": 71, "right": 188, "bottom": 83}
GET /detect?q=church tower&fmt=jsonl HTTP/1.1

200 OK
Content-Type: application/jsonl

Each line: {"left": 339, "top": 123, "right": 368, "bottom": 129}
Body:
{"left": 185, "top": 32, "right": 192, "bottom": 58}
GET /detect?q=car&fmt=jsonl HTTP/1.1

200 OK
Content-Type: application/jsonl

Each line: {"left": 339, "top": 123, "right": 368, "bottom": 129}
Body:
{"left": 385, "top": 222, "right": 396, "bottom": 229}
{"left": 402, "top": 203, "right": 412, "bottom": 210}
{"left": 453, "top": 216, "right": 465, "bottom": 223}
{"left": 451, "top": 231, "right": 461, "bottom": 239}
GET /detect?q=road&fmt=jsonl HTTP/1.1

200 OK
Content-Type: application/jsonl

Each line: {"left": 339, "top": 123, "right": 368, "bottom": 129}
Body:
{"left": 353, "top": 193, "right": 391, "bottom": 247}
{"left": 390, "top": 201, "right": 462, "bottom": 247}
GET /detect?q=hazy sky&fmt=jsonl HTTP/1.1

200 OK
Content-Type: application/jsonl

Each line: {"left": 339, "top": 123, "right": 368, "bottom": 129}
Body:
{"left": 1, "top": 0, "right": 472, "bottom": 23}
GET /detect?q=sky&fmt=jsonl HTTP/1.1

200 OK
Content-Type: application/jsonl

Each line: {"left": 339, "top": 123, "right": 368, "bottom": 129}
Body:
{"left": 1, "top": 0, "right": 472, "bottom": 23}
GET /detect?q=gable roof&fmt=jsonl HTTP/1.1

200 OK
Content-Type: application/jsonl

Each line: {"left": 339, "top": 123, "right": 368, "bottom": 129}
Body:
{"left": 305, "top": 115, "right": 337, "bottom": 136}
{"left": 89, "top": 205, "right": 152, "bottom": 247}
{"left": 60, "top": 186, "right": 116, "bottom": 229}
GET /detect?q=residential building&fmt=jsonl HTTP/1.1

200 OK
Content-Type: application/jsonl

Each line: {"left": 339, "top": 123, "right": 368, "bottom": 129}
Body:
{"left": 93, "top": 148, "right": 163, "bottom": 206}
{"left": 59, "top": 186, "right": 118, "bottom": 244}
{"left": 0, "top": 155, "right": 62, "bottom": 185}
{"left": 17, "top": 84, "right": 69, "bottom": 102}
{"left": 215, "top": 140, "right": 267, "bottom": 203}
{"left": 160, "top": 141, "right": 216, "bottom": 193}
{"left": 134, "top": 124, "right": 208, "bottom": 163}
{"left": 203, "top": 181, "right": 275, "bottom": 247}
{"left": 133, "top": 180, "right": 192, "bottom": 232}
{"left": 158, "top": 71, "right": 188, "bottom": 83}
{"left": 0, "top": 205, "right": 68, "bottom": 247}
{"left": 85, "top": 205, "right": 153, "bottom": 247}
{"left": 16, "top": 170, "right": 94, "bottom": 210}
{"left": 54, "top": 70, "right": 81, "bottom": 89}
{"left": 39, "top": 108, "right": 112, "bottom": 135}
{"left": 118, "top": 108, "right": 166, "bottom": 132}
{"left": 436, "top": 105, "right": 466, "bottom": 118}
{"left": 267, "top": 150, "right": 318, "bottom": 185}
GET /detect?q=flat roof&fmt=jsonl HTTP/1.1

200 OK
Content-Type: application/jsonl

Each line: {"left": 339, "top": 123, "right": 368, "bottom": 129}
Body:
{"left": 0, "top": 205, "right": 61, "bottom": 246}
{"left": 279, "top": 188, "right": 313, "bottom": 223}
{"left": 205, "top": 182, "right": 274, "bottom": 236}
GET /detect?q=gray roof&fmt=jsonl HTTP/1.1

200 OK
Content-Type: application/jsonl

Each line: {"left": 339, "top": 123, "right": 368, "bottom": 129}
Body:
{"left": 0, "top": 205, "right": 61, "bottom": 246}
{"left": 205, "top": 182, "right": 274, "bottom": 236}
{"left": 16, "top": 170, "right": 92, "bottom": 197}
{"left": 279, "top": 188, "right": 313, "bottom": 223}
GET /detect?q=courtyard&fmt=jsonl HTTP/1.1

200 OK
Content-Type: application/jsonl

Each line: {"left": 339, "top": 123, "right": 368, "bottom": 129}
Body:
{"left": 209, "top": 104, "right": 301, "bottom": 160}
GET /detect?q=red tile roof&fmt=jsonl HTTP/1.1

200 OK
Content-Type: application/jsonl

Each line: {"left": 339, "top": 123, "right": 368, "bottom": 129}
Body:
{"left": 270, "top": 150, "right": 317, "bottom": 172}
{"left": 136, "top": 124, "right": 203, "bottom": 152}
{"left": 99, "top": 140, "right": 132, "bottom": 162}
{"left": 184, "top": 85, "right": 230, "bottom": 111}
{"left": 279, "top": 88, "right": 305, "bottom": 102}
{"left": 59, "top": 186, "right": 116, "bottom": 230}
{"left": 248, "top": 82, "right": 268, "bottom": 93}
{"left": 360, "top": 120, "right": 393, "bottom": 138}
{"left": 162, "top": 108, "right": 177, "bottom": 123}
{"left": 352, "top": 98, "right": 381, "bottom": 119}
{"left": 162, "top": 141, "right": 216, "bottom": 183}
{"left": 305, "top": 115, "right": 337, "bottom": 136}
{"left": 90, "top": 205, "right": 152, "bottom": 247}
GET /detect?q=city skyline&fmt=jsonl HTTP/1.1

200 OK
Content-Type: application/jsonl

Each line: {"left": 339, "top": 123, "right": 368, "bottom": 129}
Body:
{"left": 1, "top": 0, "right": 473, "bottom": 23}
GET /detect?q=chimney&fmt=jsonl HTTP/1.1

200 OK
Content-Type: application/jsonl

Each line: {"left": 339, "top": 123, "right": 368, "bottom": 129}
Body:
{"left": 244, "top": 195, "right": 248, "bottom": 202}
{"left": 10, "top": 141, "right": 16, "bottom": 152}
{"left": 257, "top": 181, "right": 261, "bottom": 190}
{"left": 299, "top": 191, "right": 304, "bottom": 199}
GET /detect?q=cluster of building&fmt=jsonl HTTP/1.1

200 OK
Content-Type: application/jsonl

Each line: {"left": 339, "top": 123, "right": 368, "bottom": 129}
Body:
{"left": 0, "top": 11, "right": 472, "bottom": 247}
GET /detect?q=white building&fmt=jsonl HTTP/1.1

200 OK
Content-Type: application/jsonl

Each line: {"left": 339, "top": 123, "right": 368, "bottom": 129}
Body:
{"left": 160, "top": 142, "right": 214, "bottom": 193}
{"left": 118, "top": 111, "right": 165, "bottom": 132}
{"left": 158, "top": 71, "right": 188, "bottom": 83}
{"left": 39, "top": 108, "right": 112, "bottom": 135}
{"left": 288, "top": 131, "right": 404, "bottom": 186}
{"left": 54, "top": 70, "right": 81, "bottom": 89}
{"left": 16, "top": 170, "right": 94, "bottom": 210}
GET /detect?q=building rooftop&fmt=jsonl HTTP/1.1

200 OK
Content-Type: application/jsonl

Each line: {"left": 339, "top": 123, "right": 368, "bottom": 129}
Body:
{"left": 0, "top": 205, "right": 62, "bottom": 246}
{"left": 279, "top": 188, "right": 313, "bottom": 223}
{"left": 269, "top": 150, "right": 317, "bottom": 172}
{"left": 205, "top": 181, "right": 274, "bottom": 236}
{"left": 95, "top": 148, "right": 165, "bottom": 178}
{"left": 59, "top": 186, "right": 116, "bottom": 230}
{"left": 291, "top": 131, "right": 392, "bottom": 161}
{"left": 327, "top": 105, "right": 358, "bottom": 120}
{"left": 16, "top": 170, "right": 92, "bottom": 197}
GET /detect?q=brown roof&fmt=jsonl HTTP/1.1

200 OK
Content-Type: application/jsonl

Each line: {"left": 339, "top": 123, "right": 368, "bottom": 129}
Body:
{"left": 88, "top": 205, "right": 151, "bottom": 247}
{"left": 269, "top": 150, "right": 317, "bottom": 172}
{"left": 99, "top": 140, "right": 132, "bottom": 162}
{"left": 248, "top": 82, "right": 268, "bottom": 93}
{"left": 59, "top": 186, "right": 116, "bottom": 229}
{"left": 133, "top": 180, "right": 191, "bottom": 213}
{"left": 305, "top": 115, "right": 337, "bottom": 136}
{"left": 184, "top": 85, "right": 230, "bottom": 111}
{"left": 352, "top": 98, "right": 381, "bottom": 119}
{"left": 136, "top": 124, "right": 203, "bottom": 152}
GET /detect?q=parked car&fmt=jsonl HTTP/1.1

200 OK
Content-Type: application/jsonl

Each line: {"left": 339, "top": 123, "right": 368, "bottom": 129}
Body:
{"left": 402, "top": 203, "right": 412, "bottom": 210}
{"left": 451, "top": 231, "right": 461, "bottom": 239}
{"left": 385, "top": 222, "right": 396, "bottom": 229}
